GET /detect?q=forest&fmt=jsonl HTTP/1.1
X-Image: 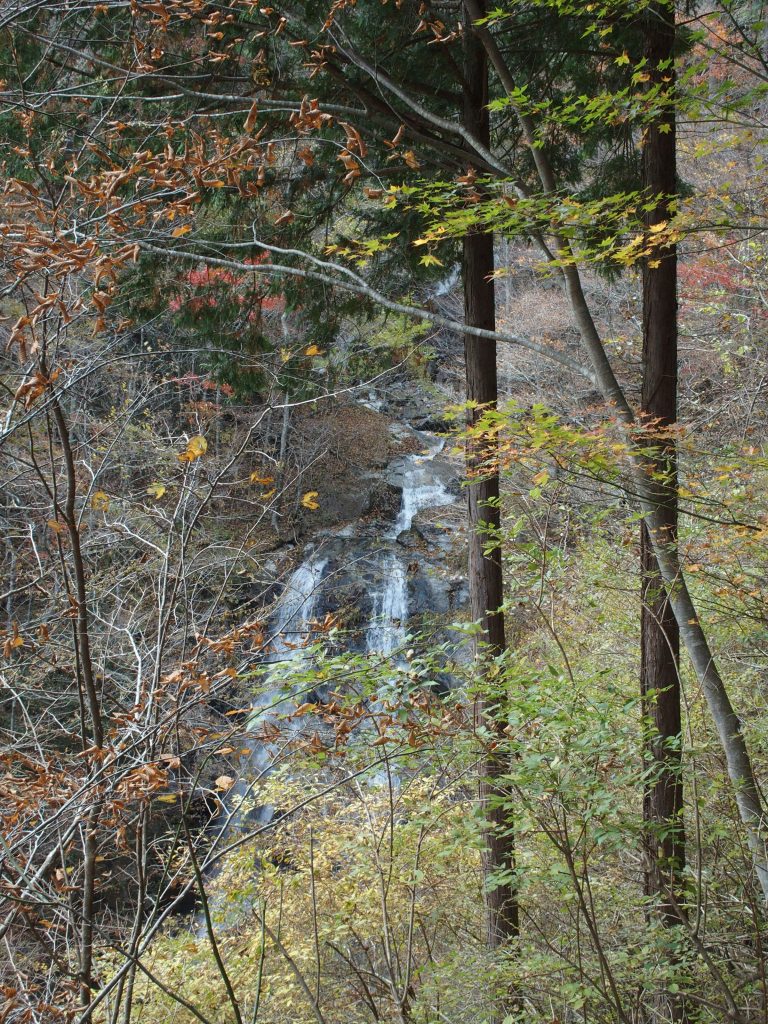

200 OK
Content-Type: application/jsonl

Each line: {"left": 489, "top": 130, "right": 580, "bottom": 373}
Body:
{"left": 0, "top": 0, "right": 767, "bottom": 1021}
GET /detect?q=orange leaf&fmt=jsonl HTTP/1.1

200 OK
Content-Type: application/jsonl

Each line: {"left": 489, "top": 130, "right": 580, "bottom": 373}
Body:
{"left": 178, "top": 435, "right": 208, "bottom": 462}
{"left": 244, "top": 101, "right": 259, "bottom": 133}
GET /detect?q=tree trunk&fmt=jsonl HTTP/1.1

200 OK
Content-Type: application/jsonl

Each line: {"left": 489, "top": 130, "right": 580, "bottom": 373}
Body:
{"left": 463, "top": 0, "right": 519, "bottom": 960}
{"left": 640, "top": 0, "right": 685, "bottom": 914}
{"left": 640, "top": 5, "right": 686, "bottom": 1018}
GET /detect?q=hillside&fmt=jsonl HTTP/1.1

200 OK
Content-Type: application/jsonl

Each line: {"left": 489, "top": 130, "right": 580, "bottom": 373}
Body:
{"left": 1, "top": 1, "right": 768, "bottom": 1022}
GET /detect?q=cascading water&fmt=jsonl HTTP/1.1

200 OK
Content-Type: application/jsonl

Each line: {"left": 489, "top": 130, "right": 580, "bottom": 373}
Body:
{"left": 365, "top": 438, "right": 454, "bottom": 656}
{"left": 267, "top": 555, "right": 328, "bottom": 662}
{"left": 365, "top": 554, "right": 408, "bottom": 655}
{"left": 391, "top": 439, "right": 454, "bottom": 538}
{"left": 197, "top": 555, "right": 331, "bottom": 929}
{"left": 203, "top": 431, "right": 457, "bottom": 914}
{"left": 215, "top": 556, "right": 328, "bottom": 838}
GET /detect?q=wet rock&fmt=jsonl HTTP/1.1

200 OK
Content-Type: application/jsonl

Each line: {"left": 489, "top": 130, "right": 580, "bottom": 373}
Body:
{"left": 394, "top": 528, "right": 420, "bottom": 549}
{"left": 409, "top": 569, "right": 452, "bottom": 616}
{"left": 410, "top": 522, "right": 457, "bottom": 554}
{"left": 363, "top": 481, "right": 402, "bottom": 518}
{"left": 410, "top": 414, "right": 452, "bottom": 433}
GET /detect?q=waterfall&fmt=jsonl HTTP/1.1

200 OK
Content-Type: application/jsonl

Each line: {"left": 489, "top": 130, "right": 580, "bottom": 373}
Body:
{"left": 390, "top": 440, "right": 453, "bottom": 538}
{"left": 267, "top": 556, "right": 328, "bottom": 661}
{"left": 366, "top": 439, "right": 454, "bottom": 655}
{"left": 246, "top": 554, "right": 329, "bottom": 763}
{"left": 365, "top": 553, "right": 408, "bottom": 655}
{"left": 197, "top": 428, "right": 459, "bottom": 928}
{"left": 212, "top": 556, "right": 328, "bottom": 847}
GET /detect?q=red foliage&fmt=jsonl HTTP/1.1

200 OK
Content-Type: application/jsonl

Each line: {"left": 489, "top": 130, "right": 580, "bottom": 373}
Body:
{"left": 678, "top": 256, "right": 747, "bottom": 306}
{"left": 167, "top": 257, "right": 284, "bottom": 320}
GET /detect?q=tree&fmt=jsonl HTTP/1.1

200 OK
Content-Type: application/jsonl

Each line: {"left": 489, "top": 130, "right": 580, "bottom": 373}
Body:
{"left": 462, "top": 0, "right": 519, "bottom": 965}
{"left": 638, "top": 0, "right": 685, "bottom": 975}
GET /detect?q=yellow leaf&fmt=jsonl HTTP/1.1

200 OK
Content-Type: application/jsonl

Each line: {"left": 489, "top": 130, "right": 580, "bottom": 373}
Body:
{"left": 155, "top": 794, "right": 178, "bottom": 803}
{"left": 301, "top": 490, "right": 320, "bottom": 510}
{"left": 146, "top": 482, "right": 167, "bottom": 499}
{"left": 91, "top": 491, "right": 110, "bottom": 512}
{"left": 649, "top": 220, "right": 668, "bottom": 233}
{"left": 47, "top": 519, "right": 64, "bottom": 534}
{"left": 172, "top": 224, "right": 191, "bottom": 237}
{"left": 250, "top": 472, "right": 274, "bottom": 485}
{"left": 304, "top": 344, "right": 323, "bottom": 356}
{"left": 178, "top": 435, "right": 208, "bottom": 462}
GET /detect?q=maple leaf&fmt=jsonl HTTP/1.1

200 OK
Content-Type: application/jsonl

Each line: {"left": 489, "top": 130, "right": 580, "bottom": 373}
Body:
{"left": 301, "top": 491, "right": 320, "bottom": 510}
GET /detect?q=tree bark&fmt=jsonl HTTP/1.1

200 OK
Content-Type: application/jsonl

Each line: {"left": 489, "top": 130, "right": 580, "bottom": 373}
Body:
{"left": 463, "top": 0, "right": 519, "bottom": 959}
{"left": 641, "top": 0, "right": 684, "bottom": 912}
{"left": 640, "top": 4, "right": 686, "bottom": 1018}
